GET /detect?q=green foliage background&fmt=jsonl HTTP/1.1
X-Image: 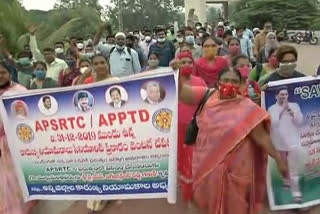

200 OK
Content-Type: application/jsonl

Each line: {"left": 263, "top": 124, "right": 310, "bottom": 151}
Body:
{"left": 0, "top": 0, "right": 319, "bottom": 54}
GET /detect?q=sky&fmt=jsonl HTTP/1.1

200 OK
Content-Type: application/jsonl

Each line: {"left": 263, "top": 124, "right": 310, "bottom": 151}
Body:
{"left": 22, "top": 0, "right": 111, "bottom": 11}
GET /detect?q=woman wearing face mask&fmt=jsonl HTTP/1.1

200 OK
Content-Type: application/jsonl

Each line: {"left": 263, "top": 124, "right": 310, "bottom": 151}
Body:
{"left": 257, "top": 32, "right": 280, "bottom": 63}
{"left": 249, "top": 48, "right": 279, "bottom": 84}
{"left": 145, "top": 52, "right": 160, "bottom": 71}
{"left": 193, "top": 37, "right": 229, "bottom": 88}
{"left": 232, "top": 55, "right": 261, "bottom": 104}
{"left": 179, "top": 67, "right": 288, "bottom": 214}
{"left": 72, "top": 59, "right": 92, "bottom": 85}
{"left": 224, "top": 37, "right": 241, "bottom": 65}
{"left": 29, "top": 61, "right": 57, "bottom": 89}
{"left": 176, "top": 51, "right": 206, "bottom": 204}
{"left": 261, "top": 45, "right": 305, "bottom": 90}
{"left": 58, "top": 55, "right": 80, "bottom": 87}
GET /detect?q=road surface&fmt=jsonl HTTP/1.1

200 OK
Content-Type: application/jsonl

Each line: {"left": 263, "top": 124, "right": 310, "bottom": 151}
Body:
{"left": 31, "top": 43, "right": 320, "bottom": 214}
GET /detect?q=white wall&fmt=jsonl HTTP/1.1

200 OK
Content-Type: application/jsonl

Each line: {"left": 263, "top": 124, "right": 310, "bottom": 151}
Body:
{"left": 185, "top": 0, "right": 207, "bottom": 24}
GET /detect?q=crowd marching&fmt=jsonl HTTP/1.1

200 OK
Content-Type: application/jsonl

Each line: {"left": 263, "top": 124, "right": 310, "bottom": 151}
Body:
{"left": 0, "top": 14, "right": 313, "bottom": 214}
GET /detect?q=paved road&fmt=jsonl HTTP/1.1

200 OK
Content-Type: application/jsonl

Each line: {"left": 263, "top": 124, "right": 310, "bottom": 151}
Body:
{"left": 292, "top": 43, "right": 319, "bottom": 75}
{"left": 31, "top": 43, "right": 320, "bottom": 214}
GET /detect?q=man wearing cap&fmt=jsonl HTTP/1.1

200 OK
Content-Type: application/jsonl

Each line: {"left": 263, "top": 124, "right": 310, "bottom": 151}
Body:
{"left": 109, "top": 32, "right": 141, "bottom": 77}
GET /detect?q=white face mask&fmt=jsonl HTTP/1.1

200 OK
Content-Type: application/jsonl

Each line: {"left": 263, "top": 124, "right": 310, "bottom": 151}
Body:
{"left": 278, "top": 63, "right": 297, "bottom": 76}
{"left": 198, "top": 33, "right": 204, "bottom": 38}
{"left": 196, "top": 26, "right": 201, "bottom": 30}
{"left": 185, "top": 35, "right": 195, "bottom": 45}
{"left": 55, "top": 48, "right": 64, "bottom": 54}
{"left": 80, "top": 66, "right": 89, "bottom": 74}
{"left": 77, "top": 43, "right": 84, "bottom": 50}
{"left": 157, "top": 38, "right": 166, "bottom": 43}
{"left": 145, "top": 36, "right": 152, "bottom": 42}
{"left": 176, "top": 37, "right": 184, "bottom": 43}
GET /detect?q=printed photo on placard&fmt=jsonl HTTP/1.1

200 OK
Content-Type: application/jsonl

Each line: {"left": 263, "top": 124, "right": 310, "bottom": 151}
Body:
{"left": 38, "top": 95, "right": 58, "bottom": 116}
{"left": 140, "top": 81, "right": 166, "bottom": 105}
{"left": 105, "top": 86, "right": 128, "bottom": 109}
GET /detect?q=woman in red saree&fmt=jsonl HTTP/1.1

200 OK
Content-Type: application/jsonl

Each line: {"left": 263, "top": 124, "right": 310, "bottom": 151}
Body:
{"left": 179, "top": 67, "right": 288, "bottom": 214}
{"left": 176, "top": 51, "right": 207, "bottom": 202}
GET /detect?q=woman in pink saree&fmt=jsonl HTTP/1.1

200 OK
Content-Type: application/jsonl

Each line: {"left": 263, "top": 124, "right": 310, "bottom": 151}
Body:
{"left": 179, "top": 67, "right": 288, "bottom": 214}
{"left": 0, "top": 62, "right": 36, "bottom": 214}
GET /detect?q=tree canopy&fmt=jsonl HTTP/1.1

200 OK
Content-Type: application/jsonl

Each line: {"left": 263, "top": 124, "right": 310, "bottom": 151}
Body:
{"left": 105, "top": 0, "right": 184, "bottom": 31}
{"left": 230, "top": 0, "right": 320, "bottom": 30}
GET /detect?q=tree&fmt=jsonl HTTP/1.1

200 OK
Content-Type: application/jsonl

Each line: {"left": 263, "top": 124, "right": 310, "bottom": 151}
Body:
{"left": 230, "top": 0, "right": 320, "bottom": 30}
{"left": 0, "top": 0, "right": 28, "bottom": 53}
{"left": 207, "top": 7, "right": 219, "bottom": 25}
{"left": 105, "top": 0, "right": 184, "bottom": 31}
{"left": 54, "top": 0, "right": 103, "bottom": 14}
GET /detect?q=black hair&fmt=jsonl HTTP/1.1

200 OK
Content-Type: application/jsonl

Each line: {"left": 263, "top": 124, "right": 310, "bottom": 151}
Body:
{"left": 201, "top": 36, "right": 219, "bottom": 47}
{"left": 275, "top": 86, "right": 288, "bottom": 95}
{"left": 155, "top": 28, "right": 166, "bottom": 35}
{"left": 218, "top": 67, "right": 242, "bottom": 83}
{"left": 177, "top": 29, "right": 185, "bottom": 35}
{"left": 17, "top": 51, "right": 32, "bottom": 59}
{"left": 77, "top": 38, "right": 84, "bottom": 42}
{"left": 106, "top": 35, "right": 115, "bottom": 39}
{"left": 79, "top": 58, "right": 92, "bottom": 67}
{"left": 54, "top": 41, "right": 64, "bottom": 47}
{"left": 223, "top": 30, "right": 233, "bottom": 39}
{"left": 199, "top": 27, "right": 206, "bottom": 32}
{"left": 0, "top": 61, "right": 11, "bottom": 73}
{"left": 268, "top": 47, "right": 278, "bottom": 59}
{"left": 235, "top": 26, "right": 245, "bottom": 32}
{"left": 42, "top": 96, "right": 51, "bottom": 103}
{"left": 109, "top": 87, "right": 121, "bottom": 96}
{"left": 43, "top": 48, "right": 55, "bottom": 53}
{"left": 33, "top": 61, "right": 47, "bottom": 70}
{"left": 70, "top": 36, "right": 77, "bottom": 40}
{"left": 227, "top": 37, "right": 240, "bottom": 46}
{"left": 149, "top": 52, "right": 160, "bottom": 59}
{"left": 126, "top": 34, "right": 136, "bottom": 42}
{"left": 144, "top": 29, "right": 152, "bottom": 34}
{"left": 92, "top": 54, "right": 108, "bottom": 64}
{"left": 133, "top": 29, "right": 139, "bottom": 34}
{"left": 217, "top": 25, "right": 224, "bottom": 30}
{"left": 195, "top": 22, "right": 202, "bottom": 26}
{"left": 231, "top": 54, "right": 249, "bottom": 67}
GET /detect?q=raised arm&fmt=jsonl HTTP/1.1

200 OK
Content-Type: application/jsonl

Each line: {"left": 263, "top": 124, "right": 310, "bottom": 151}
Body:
{"left": 28, "top": 25, "right": 44, "bottom": 61}
{"left": 93, "top": 23, "right": 104, "bottom": 46}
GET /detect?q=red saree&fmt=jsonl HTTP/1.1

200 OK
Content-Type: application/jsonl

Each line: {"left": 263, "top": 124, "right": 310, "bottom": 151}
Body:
{"left": 192, "top": 92, "right": 269, "bottom": 214}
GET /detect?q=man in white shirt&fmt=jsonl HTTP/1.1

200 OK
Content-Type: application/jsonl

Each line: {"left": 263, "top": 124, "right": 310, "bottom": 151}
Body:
{"left": 144, "top": 81, "right": 163, "bottom": 105}
{"left": 28, "top": 25, "right": 68, "bottom": 81}
{"left": 140, "top": 29, "right": 156, "bottom": 58}
{"left": 109, "top": 87, "right": 126, "bottom": 109}
{"left": 235, "top": 26, "right": 254, "bottom": 61}
{"left": 40, "top": 96, "right": 58, "bottom": 116}
{"left": 175, "top": 27, "right": 202, "bottom": 60}
{"left": 109, "top": 32, "right": 141, "bottom": 77}
{"left": 268, "top": 86, "right": 303, "bottom": 203}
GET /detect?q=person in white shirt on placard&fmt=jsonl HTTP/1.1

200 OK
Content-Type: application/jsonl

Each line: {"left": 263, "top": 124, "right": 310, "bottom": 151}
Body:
{"left": 268, "top": 86, "right": 303, "bottom": 203}
{"left": 144, "top": 81, "right": 163, "bottom": 105}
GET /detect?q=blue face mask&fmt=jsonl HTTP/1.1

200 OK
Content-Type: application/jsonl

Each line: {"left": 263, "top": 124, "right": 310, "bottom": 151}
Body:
{"left": 35, "top": 70, "right": 46, "bottom": 80}
{"left": 66, "top": 59, "right": 76, "bottom": 68}
{"left": 18, "top": 57, "right": 32, "bottom": 66}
